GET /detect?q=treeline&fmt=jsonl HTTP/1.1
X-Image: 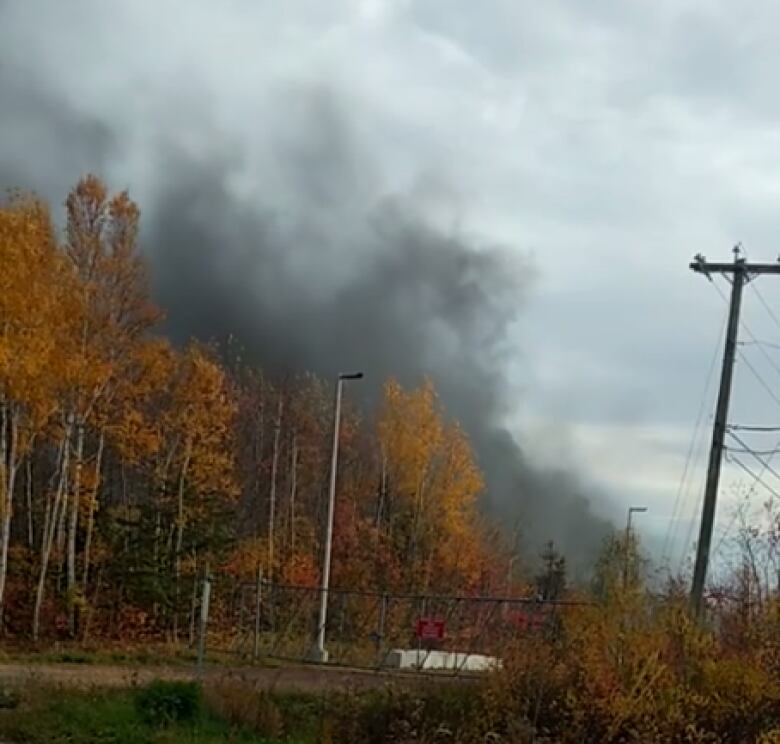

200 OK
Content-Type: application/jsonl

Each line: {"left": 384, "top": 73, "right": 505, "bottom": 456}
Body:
{"left": 0, "top": 176, "right": 506, "bottom": 641}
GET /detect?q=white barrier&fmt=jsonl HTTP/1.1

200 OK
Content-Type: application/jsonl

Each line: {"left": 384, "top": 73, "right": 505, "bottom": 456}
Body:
{"left": 382, "top": 649, "right": 501, "bottom": 672}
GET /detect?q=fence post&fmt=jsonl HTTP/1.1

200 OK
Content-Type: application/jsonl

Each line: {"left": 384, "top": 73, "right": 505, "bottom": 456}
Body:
{"left": 376, "top": 593, "right": 388, "bottom": 656}
{"left": 253, "top": 565, "right": 263, "bottom": 661}
{"left": 197, "top": 573, "right": 212, "bottom": 673}
{"left": 416, "top": 596, "right": 427, "bottom": 669}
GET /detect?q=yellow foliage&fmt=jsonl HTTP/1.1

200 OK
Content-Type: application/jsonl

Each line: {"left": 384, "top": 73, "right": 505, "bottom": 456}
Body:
{"left": 377, "top": 378, "right": 486, "bottom": 591}
{"left": 485, "top": 591, "right": 780, "bottom": 743}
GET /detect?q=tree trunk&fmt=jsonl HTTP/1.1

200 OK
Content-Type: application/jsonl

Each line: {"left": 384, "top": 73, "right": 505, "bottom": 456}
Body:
{"left": 67, "top": 421, "right": 85, "bottom": 635}
{"left": 375, "top": 449, "right": 387, "bottom": 528}
{"left": 25, "top": 455, "right": 34, "bottom": 549}
{"left": 55, "top": 463, "right": 69, "bottom": 592}
{"left": 81, "top": 428, "right": 105, "bottom": 591}
{"left": 81, "top": 564, "right": 102, "bottom": 644}
{"left": 409, "top": 471, "right": 428, "bottom": 575}
{"left": 255, "top": 387, "right": 264, "bottom": 536}
{"left": 0, "top": 407, "right": 20, "bottom": 620}
{"left": 173, "top": 444, "right": 192, "bottom": 641}
{"left": 288, "top": 431, "right": 298, "bottom": 554}
{"left": 267, "top": 394, "right": 283, "bottom": 580}
{"left": 188, "top": 548, "right": 198, "bottom": 647}
{"left": 33, "top": 421, "right": 71, "bottom": 641}
{"left": 152, "top": 447, "right": 175, "bottom": 627}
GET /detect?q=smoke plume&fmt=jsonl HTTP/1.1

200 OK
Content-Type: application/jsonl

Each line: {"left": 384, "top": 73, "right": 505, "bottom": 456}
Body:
{"left": 0, "top": 9, "right": 611, "bottom": 568}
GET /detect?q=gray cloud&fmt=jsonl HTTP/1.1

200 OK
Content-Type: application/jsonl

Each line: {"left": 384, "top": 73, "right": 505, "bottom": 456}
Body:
{"left": 0, "top": 2, "right": 613, "bottom": 565}
{"left": 6, "top": 0, "right": 780, "bottom": 567}
{"left": 0, "top": 64, "right": 115, "bottom": 198}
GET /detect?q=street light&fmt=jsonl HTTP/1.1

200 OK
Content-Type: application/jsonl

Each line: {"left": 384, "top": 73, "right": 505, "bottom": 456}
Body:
{"left": 623, "top": 506, "right": 648, "bottom": 589}
{"left": 310, "top": 371, "right": 363, "bottom": 663}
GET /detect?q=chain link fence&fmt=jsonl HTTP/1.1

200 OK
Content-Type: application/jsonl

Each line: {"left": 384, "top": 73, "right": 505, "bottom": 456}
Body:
{"left": 199, "top": 576, "right": 588, "bottom": 675}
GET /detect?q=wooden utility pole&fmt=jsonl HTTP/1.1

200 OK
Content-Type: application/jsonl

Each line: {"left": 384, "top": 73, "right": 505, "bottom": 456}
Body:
{"left": 689, "top": 248, "right": 780, "bottom": 616}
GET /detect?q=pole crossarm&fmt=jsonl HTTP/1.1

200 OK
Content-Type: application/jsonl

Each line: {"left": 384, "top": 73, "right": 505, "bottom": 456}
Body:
{"left": 690, "top": 261, "right": 780, "bottom": 275}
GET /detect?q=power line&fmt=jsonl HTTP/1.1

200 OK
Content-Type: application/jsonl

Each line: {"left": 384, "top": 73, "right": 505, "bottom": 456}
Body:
{"left": 726, "top": 430, "right": 780, "bottom": 483}
{"left": 751, "top": 281, "right": 780, "bottom": 335}
{"left": 662, "top": 309, "right": 725, "bottom": 566}
{"left": 712, "top": 495, "right": 746, "bottom": 557}
{"left": 724, "top": 452, "right": 780, "bottom": 500}
{"left": 739, "top": 340, "right": 780, "bottom": 351}
{"left": 735, "top": 352, "right": 780, "bottom": 408}
{"left": 711, "top": 277, "right": 780, "bottom": 392}
{"left": 724, "top": 445, "right": 780, "bottom": 456}
{"left": 677, "top": 467, "right": 706, "bottom": 573}
{"left": 713, "top": 429, "right": 780, "bottom": 555}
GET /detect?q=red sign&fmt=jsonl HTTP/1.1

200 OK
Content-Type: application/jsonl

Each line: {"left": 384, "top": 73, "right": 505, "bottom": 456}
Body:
{"left": 512, "top": 610, "right": 548, "bottom": 632}
{"left": 416, "top": 617, "right": 445, "bottom": 640}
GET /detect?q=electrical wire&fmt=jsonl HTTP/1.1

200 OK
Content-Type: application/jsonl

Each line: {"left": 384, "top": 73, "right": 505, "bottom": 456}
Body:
{"left": 739, "top": 340, "right": 780, "bottom": 351}
{"left": 677, "top": 466, "right": 707, "bottom": 573}
{"left": 723, "top": 446, "right": 780, "bottom": 456}
{"left": 726, "top": 430, "right": 780, "bottom": 483}
{"left": 751, "top": 282, "right": 780, "bottom": 335}
{"left": 711, "top": 278, "right": 780, "bottom": 396}
{"left": 715, "top": 432, "right": 780, "bottom": 554}
{"left": 662, "top": 309, "right": 725, "bottom": 567}
{"left": 723, "top": 453, "right": 780, "bottom": 500}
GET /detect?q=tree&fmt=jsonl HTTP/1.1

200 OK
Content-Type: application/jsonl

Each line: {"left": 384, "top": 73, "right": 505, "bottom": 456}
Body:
{"left": 61, "top": 176, "right": 161, "bottom": 632}
{"left": 158, "top": 343, "right": 238, "bottom": 636}
{"left": 592, "top": 529, "right": 646, "bottom": 602}
{"left": 535, "top": 541, "right": 567, "bottom": 600}
{"left": 0, "top": 194, "right": 78, "bottom": 621}
{"left": 377, "top": 378, "right": 485, "bottom": 592}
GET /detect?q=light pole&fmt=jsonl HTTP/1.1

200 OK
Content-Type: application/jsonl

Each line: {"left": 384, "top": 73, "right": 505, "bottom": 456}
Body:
{"left": 623, "top": 506, "right": 647, "bottom": 589}
{"left": 310, "top": 371, "right": 363, "bottom": 663}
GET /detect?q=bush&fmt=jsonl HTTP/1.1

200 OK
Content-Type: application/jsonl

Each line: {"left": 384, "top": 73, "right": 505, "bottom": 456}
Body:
{"left": 204, "top": 681, "right": 284, "bottom": 739}
{"left": 134, "top": 679, "right": 202, "bottom": 727}
{"left": 47, "top": 650, "right": 94, "bottom": 664}
{"left": 0, "top": 687, "right": 20, "bottom": 709}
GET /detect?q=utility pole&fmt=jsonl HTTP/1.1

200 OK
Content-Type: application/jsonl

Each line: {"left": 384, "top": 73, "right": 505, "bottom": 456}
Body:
{"left": 689, "top": 248, "right": 780, "bottom": 616}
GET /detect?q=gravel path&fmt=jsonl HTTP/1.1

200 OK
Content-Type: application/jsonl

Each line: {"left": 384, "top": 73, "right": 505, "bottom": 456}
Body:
{"left": 0, "top": 661, "right": 453, "bottom": 693}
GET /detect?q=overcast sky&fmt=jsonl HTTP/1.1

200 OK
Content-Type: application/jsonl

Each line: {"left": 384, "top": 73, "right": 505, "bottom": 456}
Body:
{"left": 3, "top": 0, "right": 780, "bottom": 569}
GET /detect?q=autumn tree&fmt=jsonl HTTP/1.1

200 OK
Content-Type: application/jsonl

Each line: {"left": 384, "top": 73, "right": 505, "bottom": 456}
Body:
{"left": 59, "top": 176, "right": 161, "bottom": 632}
{"left": 377, "top": 378, "right": 485, "bottom": 592}
{"left": 0, "top": 194, "right": 79, "bottom": 621}
{"left": 158, "top": 343, "right": 238, "bottom": 637}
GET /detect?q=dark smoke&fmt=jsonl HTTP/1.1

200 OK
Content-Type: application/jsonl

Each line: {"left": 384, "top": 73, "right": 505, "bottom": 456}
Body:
{"left": 0, "top": 64, "right": 115, "bottom": 198}
{"left": 0, "top": 64, "right": 611, "bottom": 569}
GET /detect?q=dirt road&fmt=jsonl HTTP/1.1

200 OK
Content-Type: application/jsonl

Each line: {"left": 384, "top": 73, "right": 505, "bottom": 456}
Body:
{"left": 0, "top": 661, "right": 456, "bottom": 693}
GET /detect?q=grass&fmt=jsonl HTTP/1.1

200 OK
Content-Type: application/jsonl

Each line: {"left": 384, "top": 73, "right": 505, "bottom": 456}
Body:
{"left": 0, "top": 671, "right": 480, "bottom": 743}
{"left": 0, "top": 682, "right": 301, "bottom": 743}
{"left": 7, "top": 642, "right": 280, "bottom": 670}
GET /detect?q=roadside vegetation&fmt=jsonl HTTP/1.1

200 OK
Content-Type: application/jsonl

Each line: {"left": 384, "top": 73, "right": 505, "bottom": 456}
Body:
{"left": 0, "top": 585, "right": 777, "bottom": 744}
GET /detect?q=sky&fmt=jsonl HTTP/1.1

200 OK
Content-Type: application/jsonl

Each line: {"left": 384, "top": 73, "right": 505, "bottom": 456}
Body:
{"left": 3, "top": 0, "right": 780, "bottom": 571}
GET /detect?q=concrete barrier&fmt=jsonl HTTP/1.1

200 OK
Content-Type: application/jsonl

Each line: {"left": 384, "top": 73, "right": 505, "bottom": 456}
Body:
{"left": 382, "top": 649, "right": 501, "bottom": 672}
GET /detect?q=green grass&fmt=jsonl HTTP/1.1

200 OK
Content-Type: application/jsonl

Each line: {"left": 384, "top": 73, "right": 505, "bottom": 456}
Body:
{"left": 9, "top": 642, "right": 279, "bottom": 671}
{"left": 0, "top": 677, "right": 482, "bottom": 743}
{"left": 0, "top": 683, "right": 295, "bottom": 743}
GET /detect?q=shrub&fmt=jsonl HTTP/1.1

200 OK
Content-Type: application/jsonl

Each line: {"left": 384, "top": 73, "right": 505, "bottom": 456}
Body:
{"left": 204, "top": 681, "right": 284, "bottom": 739}
{"left": 134, "top": 679, "right": 202, "bottom": 727}
{"left": 0, "top": 687, "right": 20, "bottom": 710}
